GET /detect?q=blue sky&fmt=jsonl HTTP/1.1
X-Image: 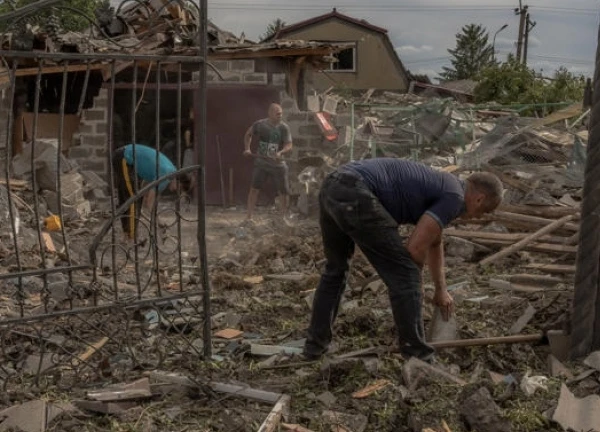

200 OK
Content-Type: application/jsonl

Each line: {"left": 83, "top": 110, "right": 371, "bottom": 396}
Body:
{"left": 207, "top": 0, "right": 600, "bottom": 81}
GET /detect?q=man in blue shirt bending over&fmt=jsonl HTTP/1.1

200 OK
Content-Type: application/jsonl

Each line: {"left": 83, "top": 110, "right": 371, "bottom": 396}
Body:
{"left": 113, "top": 144, "right": 183, "bottom": 240}
{"left": 303, "top": 158, "right": 503, "bottom": 362}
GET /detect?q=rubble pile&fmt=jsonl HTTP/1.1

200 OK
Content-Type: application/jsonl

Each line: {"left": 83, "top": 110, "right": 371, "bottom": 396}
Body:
{"left": 1, "top": 0, "right": 206, "bottom": 54}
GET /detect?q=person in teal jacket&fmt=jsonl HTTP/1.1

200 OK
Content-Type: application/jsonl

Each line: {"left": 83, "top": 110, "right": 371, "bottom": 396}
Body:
{"left": 112, "top": 144, "right": 180, "bottom": 239}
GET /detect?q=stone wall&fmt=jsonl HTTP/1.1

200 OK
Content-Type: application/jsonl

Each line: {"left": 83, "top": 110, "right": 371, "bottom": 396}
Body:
{"left": 197, "top": 60, "right": 270, "bottom": 85}
{"left": 69, "top": 88, "right": 109, "bottom": 178}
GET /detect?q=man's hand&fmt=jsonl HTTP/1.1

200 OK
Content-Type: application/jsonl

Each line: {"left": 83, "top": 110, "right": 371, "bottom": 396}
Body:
{"left": 243, "top": 149, "right": 252, "bottom": 157}
{"left": 275, "top": 151, "right": 283, "bottom": 160}
{"left": 432, "top": 289, "right": 454, "bottom": 321}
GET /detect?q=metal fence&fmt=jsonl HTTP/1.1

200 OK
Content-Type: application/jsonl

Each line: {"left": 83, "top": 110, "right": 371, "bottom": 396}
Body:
{"left": 0, "top": 0, "right": 211, "bottom": 394}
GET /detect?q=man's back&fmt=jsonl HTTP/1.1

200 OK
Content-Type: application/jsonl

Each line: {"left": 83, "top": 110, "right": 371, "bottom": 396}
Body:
{"left": 123, "top": 144, "right": 176, "bottom": 191}
{"left": 343, "top": 158, "right": 465, "bottom": 227}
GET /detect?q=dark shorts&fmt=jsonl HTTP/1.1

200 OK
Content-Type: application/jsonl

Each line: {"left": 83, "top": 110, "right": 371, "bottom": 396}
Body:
{"left": 251, "top": 162, "right": 289, "bottom": 195}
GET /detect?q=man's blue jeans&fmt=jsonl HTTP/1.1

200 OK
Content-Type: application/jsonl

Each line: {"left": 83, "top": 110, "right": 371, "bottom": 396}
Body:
{"left": 304, "top": 170, "right": 435, "bottom": 361}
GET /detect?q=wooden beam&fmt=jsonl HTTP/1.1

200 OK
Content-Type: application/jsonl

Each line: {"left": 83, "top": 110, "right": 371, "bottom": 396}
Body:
{"left": 498, "top": 204, "right": 579, "bottom": 219}
{"left": 480, "top": 215, "right": 577, "bottom": 266}
{"left": 489, "top": 211, "right": 580, "bottom": 232}
{"left": 258, "top": 395, "right": 291, "bottom": 432}
{"left": 476, "top": 239, "right": 577, "bottom": 254}
{"left": 445, "top": 228, "right": 568, "bottom": 245}
{"left": 209, "top": 47, "right": 334, "bottom": 60}
{"left": 0, "top": 63, "right": 108, "bottom": 84}
{"left": 524, "top": 263, "right": 577, "bottom": 274}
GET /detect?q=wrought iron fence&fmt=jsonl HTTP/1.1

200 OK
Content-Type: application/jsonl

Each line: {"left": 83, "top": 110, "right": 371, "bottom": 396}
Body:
{"left": 0, "top": 0, "right": 211, "bottom": 394}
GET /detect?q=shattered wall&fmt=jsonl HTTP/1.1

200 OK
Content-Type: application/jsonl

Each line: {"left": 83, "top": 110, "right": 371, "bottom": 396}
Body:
{"left": 69, "top": 89, "right": 109, "bottom": 178}
{"left": 195, "top": 60, "right": 270, "bottom": 85}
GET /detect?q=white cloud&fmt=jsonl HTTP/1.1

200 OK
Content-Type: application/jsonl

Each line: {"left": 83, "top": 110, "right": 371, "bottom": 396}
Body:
{"left": 396, "top": 44, "right": 434, "bottom": 53}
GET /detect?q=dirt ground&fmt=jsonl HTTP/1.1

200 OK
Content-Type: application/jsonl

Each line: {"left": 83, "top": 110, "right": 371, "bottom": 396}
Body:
{"left": 1, "top": 204, "right": 594, "bottom": 432}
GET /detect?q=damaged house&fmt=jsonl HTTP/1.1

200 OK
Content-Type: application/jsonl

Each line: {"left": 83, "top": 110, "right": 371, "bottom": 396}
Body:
{"left": 0, "top": 0, "right": 350, "bottom": 206}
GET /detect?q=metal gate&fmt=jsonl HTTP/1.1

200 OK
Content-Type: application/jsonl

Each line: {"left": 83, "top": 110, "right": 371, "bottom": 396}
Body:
{"left": 0, "top": 0, "right": 211, "bottom": 394}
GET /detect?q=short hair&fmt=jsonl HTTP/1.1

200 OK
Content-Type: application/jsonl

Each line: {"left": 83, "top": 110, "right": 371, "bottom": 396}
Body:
{"left": 467, "top": 172, "right": 504, "bottom": 210}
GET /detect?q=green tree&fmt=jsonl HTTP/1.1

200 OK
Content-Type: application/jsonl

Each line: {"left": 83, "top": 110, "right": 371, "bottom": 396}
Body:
{"left": 474, "top": 55, "right": 586, "bottom": 115}
{"left": 0, "top": 0, "right": 102, "bottom": 33}
{"left": 440, "top": 23, "right": 495, "bottom": 81}
{"left": 261, "top": 18, "right": 286, "bottom": 41}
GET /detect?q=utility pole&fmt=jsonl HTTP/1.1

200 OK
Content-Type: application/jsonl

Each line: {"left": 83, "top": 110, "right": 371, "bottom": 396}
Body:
{"left": 515, "top": 1, "right": 528, "bottom": 63}
{"left": 571, "top": 18, "right": 600, "bottom": 358}
{"left": 523, "top": 13, "right": 536, "bottom": 66}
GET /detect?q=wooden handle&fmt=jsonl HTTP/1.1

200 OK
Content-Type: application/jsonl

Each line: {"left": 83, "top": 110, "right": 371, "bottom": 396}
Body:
{"left": 430, "top": 333, "right": 543, "bottom": 349}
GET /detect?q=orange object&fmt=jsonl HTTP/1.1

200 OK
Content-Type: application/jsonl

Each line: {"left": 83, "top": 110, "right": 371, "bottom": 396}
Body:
{"left": 214, "top": 328, "right": 243, "bottom": 339}
{"left": 314, "top": 112, "right": 339, "bottom": 142}
{"left": 44, "top": 215, "right": 62, "bottom": 231}
{"left": 351, "top": 379, "right": 391, "bottom": 399}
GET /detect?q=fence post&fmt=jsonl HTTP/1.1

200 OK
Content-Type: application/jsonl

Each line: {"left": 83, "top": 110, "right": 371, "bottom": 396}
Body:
{"left": 571, "top": 20, "right": 600, "bottom": 359}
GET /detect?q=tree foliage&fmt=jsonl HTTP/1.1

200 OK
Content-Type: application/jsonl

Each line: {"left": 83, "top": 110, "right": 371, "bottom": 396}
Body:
{"left": 474, "top": 55, "right": 586, "bottom": 114}
{"left": 0, "top": 0, "right": 102, "bottom": 33}
{"left": 440, "top": 23, "right": 495, "bottom": 81}
{"left": 261, "top": 18, "right": 285, "bottom": 41}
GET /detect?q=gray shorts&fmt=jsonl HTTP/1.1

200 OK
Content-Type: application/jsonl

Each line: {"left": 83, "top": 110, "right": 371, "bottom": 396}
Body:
{"left": 251, "top": 162, "right": 290, "bottom": 195}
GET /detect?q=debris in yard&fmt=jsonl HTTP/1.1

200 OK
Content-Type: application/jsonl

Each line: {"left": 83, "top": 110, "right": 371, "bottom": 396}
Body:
{"left": 322, "top": 410, "right": 368, "bottom": 432}
{"left": 553, "top": 384, "right": 600, "bottom": 432}
{"left": 258, "top": 395, "right": 291, "bottom": 432}
{"left": 251, "top": 344, "right": 304, "bottom": 356}
{"left": 316, "top": 391, "right": 337, "bottom": 407}
{"left": 214, "top": 328, "right": 243, "bottom": 339}
{"left": 402, "top": 357, "right": 467, "bottom": 391}
{"left": 282, "top": 424, "right": 315, "bottom": 432}
{"left": 519, "top": 371, "right": 549, "bottom": 396}
{"left": 548, "top": 355, "right": 574, "bottom": 379}
{"left": 509, "top": 303, "right": 537, "bottom": 334}
{"left": 459, "top": 387, "right": 512, "bottom": 432}
{"left": 351, "top": 379, "right": 391, "bottom": 399}
{"left": 428, "top": 306, "right": 458, "bottom": 341}
{"left": 87, "top": 378, "right": 153, "bottom": 402}
{"left": 583, "top": 350, "right": 600, "bottom": 371}
{"left": 243, "top": 275, "right": 264, "bottom": 284}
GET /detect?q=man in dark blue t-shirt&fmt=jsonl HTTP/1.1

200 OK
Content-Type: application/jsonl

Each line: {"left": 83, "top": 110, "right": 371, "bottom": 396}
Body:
{"left": 304, "top": 158, "right": 503, "bottom": 361}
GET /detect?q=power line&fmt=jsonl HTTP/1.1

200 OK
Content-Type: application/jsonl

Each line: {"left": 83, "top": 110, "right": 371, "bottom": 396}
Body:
{"left": 208, "top": 3, "right": 599, "bottom": 14}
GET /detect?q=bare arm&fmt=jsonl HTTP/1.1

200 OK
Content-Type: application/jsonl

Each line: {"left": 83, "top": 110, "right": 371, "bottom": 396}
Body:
{"left": 427, "top": 238, "right": 446, "bottom": 292}
{"left": 244, "top": 126, "right": 253, "bottom": 153}
{"left": 407, "top": 214, "right": 454, "bottom": 319}
{"left": 278, "top": 141, "right": 293, "bottom": 156}
{"left": 406, "top": 214, "right": 442, "bottom": 267}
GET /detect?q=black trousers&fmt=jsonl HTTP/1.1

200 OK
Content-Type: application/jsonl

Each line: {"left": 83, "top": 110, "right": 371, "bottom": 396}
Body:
{"left": 113, "top": 147, "right": 143, "bottom": 238}
{"left": 304, "top": 170, "right": 435, "bottom": 360}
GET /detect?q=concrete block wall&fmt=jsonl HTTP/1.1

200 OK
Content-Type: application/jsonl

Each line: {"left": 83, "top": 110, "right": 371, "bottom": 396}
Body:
{"left": 193, "top": 60, "right": 270, "bottom": 84}
{"left": 69, "top": 88, "right": 109, "bottom": 178}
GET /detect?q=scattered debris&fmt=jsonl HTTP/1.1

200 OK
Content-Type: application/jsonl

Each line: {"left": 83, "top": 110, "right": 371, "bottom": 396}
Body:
{"left": 459, "top": 387, "right": 512, "bottom": 432}
{"left": 553, "top": 384, "right": 600, "bottom": 432}
{"left": 351, "top": 379, "right": 391, "bottom": 399}
{"left": 519, "top": 371, "right": 549, "bottom": 396}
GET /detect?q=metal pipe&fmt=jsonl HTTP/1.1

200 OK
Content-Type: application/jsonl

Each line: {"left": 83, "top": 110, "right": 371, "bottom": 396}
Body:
{"left": 198, "top": 0, "right": 212, "bottom": 359}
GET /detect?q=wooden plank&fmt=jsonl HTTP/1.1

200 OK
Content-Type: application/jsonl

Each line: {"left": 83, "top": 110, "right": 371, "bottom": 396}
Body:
{"left": 0, "top": 63, "right": 108, "bottom": 84}
{"left": 498, "top": 204, "right": 579, "bottom": 219}
{"left": 258, "top": 395, "right": 291, "bottom": 432}
{"left": 524, "top": 263, "right": 576, "bottom": 274}
{"left": 480, "top": 215, "right": 576, "bottom": 266}
{"left": 507, "top": 274, "right": 565, "bottom": 284}
{"left": 445, "top": 228, "right": 568, "bottom": 245}
{"left": 476, "top": 239, "right": 577, "bottom": 254}
{"left": 76, "top": 337, "right": 109, "bottom": 364}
